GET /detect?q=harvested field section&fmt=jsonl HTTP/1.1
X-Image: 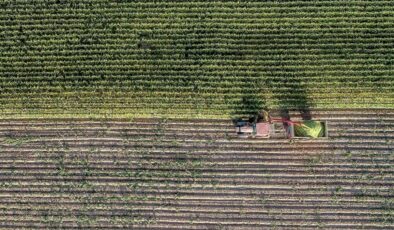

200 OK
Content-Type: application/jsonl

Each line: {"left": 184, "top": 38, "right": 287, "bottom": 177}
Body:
{"left": 0, "top": 110, "right": 393, "bottom": 229}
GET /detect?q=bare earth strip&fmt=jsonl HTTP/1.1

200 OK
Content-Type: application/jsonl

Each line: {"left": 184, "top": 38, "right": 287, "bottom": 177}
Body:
{"left": 0, "top": 109, "right": 393, "bottom": 229}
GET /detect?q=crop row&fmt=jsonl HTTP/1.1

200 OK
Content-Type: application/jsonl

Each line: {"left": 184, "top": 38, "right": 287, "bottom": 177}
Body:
{"left": 2, "top": 16, "right": 393, "bottom": 24}
{"left": 2, "top": 51, "right": 392, "bottom": 59}
{"left": 3, "top": 35, "right": 394, "bottom": 43}
{"left": 2, "top": 13, "right": 393, "bottom": 21}
{"left": 0, "top": 97, "right": 391, "bottom": 107}
{"left": 2, "top": 0, "right": 393, "bottom": 8}
{"left": 2, "top": 25, "right": 394, "bottom": 33}
{"left": 1, "top": 60, "right": 392, "bottom": 67}
{"left": 0, "top": 77, "right": 392, "bottom": 86}
{"left": 0, "top": 93, "right": 389, "bottom": 100}
{"left": 2, "top": 43, "right": 394, "bottom": 52}
{"left": 1, "top": 69, "right": 392, "bottom": 77}
{"left": 0, "top": 96, "right": 391, "bottom": 104}
{"left": 0, "top": 88, "right": 391, "bottom": 98}
{"left": 0, "top": 80, "right": 391, "bottom": 88}
{"left": 1, "top": 63, "right": 392, "bottom": 71}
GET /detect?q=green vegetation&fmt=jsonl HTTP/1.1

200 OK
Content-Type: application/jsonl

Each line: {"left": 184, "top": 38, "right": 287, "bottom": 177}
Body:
{"left": 1, "top": 135, "right": 35, "bottom": 146}
{"left": 294, "top": 121, "right": 326, "bottom": 138}
{"left": 0, "top": 0, "right": 393, "bottom": 119}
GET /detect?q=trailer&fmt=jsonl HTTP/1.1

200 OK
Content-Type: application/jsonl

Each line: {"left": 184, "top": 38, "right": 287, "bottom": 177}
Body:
{"left": 286, "top": 120, "right": 328, "bottom": 139}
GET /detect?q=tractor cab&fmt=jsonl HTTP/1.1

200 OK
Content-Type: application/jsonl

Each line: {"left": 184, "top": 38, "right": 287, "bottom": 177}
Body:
{"left": 235, "top": 121, "right": 272, "bottom": 138}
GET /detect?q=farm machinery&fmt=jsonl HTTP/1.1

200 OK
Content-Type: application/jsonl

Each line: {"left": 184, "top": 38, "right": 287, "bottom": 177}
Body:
{"left": 235, "top": 111, "right": 328, "bottom": 139}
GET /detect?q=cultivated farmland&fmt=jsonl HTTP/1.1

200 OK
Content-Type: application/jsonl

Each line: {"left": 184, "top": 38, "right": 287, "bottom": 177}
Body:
{"left": 1, "top": 0, "right": 394, "bottom": 229}
{"left": 0, "top": 0, "right": 393, "bottom": 118}
{"left": 0, "top": 109, "right": 393, "bottom": 229}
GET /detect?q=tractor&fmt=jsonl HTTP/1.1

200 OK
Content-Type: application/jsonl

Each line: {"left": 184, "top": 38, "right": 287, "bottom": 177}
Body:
{"left": 235, "top": 110, "right": 328, "bottom": 139}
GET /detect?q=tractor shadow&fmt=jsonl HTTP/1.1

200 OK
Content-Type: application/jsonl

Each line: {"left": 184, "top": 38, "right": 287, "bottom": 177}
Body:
{"left": 230, "top": 73, "right": 312, "bottom": 125}
{"left": 267, "top": 72, "right": 313, "bottom": 132}
{"left": 230, "top": 75, "right": 267, "bottom": 124}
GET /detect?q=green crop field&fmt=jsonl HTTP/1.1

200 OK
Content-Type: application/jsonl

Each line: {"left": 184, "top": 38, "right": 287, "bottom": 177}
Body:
{"left": 1, "top": 0, "right": 393, "bottom": 119}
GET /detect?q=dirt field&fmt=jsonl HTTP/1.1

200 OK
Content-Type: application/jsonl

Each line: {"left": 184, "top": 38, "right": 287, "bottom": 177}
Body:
{"left": 0, "top": 109, "right": 393, "bottom": 229}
